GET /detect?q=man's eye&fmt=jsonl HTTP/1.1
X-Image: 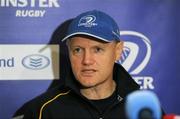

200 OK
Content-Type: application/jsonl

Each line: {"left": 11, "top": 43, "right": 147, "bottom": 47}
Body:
{"left": 73, "top": 48, "right": 82, "bottom": 53}
{"left": 94, "top": 47, "right": 103, "bottom": 53}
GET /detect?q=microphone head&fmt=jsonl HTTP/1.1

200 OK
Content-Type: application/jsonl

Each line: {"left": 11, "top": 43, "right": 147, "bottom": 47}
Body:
{"left": 126, "top": 90, "right": 161, "bottom": 119}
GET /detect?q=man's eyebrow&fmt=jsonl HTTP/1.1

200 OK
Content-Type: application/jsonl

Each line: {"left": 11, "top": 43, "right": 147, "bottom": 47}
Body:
{"left": 69, "top": 45, "right": 85, "bottom": 50}
{"left": 91, "top": 44, "right": 106, "bottom": 48}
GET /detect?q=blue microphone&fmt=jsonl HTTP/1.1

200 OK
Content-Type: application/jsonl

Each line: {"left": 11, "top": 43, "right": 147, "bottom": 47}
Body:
{"left": 126, "top": 90, "right": 161, "bottom": 119}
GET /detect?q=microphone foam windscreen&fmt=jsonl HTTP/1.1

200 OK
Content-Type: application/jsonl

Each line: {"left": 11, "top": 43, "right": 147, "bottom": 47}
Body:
{"left": 126, "top": 90, "right": 161, "bottom": 119}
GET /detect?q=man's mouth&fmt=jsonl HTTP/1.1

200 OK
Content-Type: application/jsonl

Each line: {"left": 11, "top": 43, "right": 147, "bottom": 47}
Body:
{"left": 81, "top": 69, "right": 97, "bottom": 76}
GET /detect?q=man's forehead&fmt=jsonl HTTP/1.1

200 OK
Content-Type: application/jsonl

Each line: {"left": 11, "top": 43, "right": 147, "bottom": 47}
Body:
{"left": 68, "top": 35, "right": 111, "bottom": 44}
{"left": 68, "top": 36, "right": 112, "bottom": 46}
{"left": 67, "top": 38, "right": 118, "bottom": 51}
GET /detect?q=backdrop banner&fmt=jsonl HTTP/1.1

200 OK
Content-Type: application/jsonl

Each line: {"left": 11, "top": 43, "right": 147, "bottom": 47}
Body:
{"left": 0, "top": 0, "right": 179, "bottom": 118}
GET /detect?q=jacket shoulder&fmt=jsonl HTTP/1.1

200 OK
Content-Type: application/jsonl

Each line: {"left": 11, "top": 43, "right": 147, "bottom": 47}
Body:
{"left": 13, "top": 85, "right": 70, "bottom": 119}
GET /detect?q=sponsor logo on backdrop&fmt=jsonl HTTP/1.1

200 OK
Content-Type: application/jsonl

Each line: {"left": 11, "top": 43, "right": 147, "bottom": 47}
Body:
{"left": 0, "top": 0, "right": 60, "bottom": 17}
{"left": 118, "top": 31, "right": 154, "bottom": 90}
{"left": 0, "top": 45, "right": 59, "bottom": 80}
{"left": 22, "top": 54, "right": 50, "bottom": 70}
{"left": 0, "top": 55, "right": 50, "bottom": 70}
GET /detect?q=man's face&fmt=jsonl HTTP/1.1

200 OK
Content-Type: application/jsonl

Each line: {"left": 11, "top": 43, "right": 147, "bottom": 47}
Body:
{"left": 68, "top": 36, "right": 123, "bottom": 88}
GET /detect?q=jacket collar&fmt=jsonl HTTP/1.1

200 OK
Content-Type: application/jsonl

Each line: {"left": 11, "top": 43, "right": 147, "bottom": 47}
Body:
{"left": 113, "top": 63, "right": 140, "bottom": 98}
{"left": 64, "top": 63, "right": 140, "bottom": 98}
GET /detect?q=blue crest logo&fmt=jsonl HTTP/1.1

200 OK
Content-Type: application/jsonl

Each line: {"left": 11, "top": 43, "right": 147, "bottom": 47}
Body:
{"left": 118, "top": 31, "right": 152, "bottom": 75}
{"left": 78, "top": 15, "right": 97, "bottom": 27}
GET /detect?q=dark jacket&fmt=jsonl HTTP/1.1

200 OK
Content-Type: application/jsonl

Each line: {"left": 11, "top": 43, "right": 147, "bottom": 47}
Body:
{"left": 13, "top": 63, "right": 140, "bottom": 119}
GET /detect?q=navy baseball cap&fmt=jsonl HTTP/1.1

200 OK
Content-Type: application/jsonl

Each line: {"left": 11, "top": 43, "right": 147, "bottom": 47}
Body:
{"left": 62, "top": 10, "right": 120, "bottom": 42}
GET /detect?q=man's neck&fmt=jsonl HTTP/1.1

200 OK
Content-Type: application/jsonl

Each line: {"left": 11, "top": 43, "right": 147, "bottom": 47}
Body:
{"left": 80, "top": 79, "right": 116, "bottom": 100}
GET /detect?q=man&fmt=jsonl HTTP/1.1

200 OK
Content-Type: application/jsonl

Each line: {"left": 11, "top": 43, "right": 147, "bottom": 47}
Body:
{"left": 13, "top": 10, "right": 139, "bottom": 119}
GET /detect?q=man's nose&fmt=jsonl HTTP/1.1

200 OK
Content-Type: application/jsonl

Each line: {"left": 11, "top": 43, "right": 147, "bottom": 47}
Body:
{"left": 82, "top": 50, "right": 94, "bottom": 65}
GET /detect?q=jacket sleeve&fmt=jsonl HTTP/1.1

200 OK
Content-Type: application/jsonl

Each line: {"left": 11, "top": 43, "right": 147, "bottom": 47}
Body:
{"left": 12, "top": 101, "right": 39, "bottom": 119}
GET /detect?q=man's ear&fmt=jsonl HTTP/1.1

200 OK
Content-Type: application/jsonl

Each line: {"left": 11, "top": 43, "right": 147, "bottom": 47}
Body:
{"left": 115, "top": 41, "right": 124, "bottom": 61}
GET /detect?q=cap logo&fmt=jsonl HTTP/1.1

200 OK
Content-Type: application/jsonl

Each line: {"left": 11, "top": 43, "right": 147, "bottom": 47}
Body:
{"left": 78, "top": 15, "right": 97, "bottom": 27}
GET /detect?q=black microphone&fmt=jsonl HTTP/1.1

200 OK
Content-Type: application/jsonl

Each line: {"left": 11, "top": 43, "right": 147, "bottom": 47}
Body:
{"left": 126, "top": 90, "right": 161, "bottom": 119}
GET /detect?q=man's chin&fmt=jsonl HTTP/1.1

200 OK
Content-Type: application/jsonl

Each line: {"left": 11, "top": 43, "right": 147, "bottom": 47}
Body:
{"left": 79, "top": 82, "right": 97, "bottom": 89}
